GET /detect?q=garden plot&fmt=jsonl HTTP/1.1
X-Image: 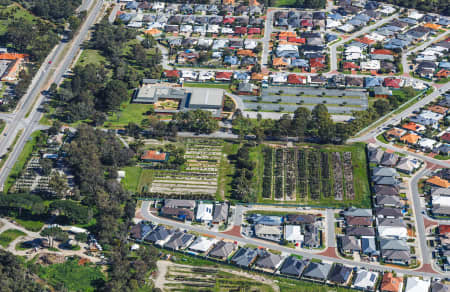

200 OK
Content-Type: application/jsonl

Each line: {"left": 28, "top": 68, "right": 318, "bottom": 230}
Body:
{"left": 149, "top": 142, "right": 223, "bottom": 198}
{"left": 260, "top": 145, "right": 362, "bottom": 206}
{"left": 160, "top": 263, "right": 275, "bottom": 291}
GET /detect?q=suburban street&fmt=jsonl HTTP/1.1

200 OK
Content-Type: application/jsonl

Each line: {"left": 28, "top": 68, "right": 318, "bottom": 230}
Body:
{"left": 0, "top": 0, "right": 104, "bottom": 189}
{"left": 140, "top": 201, "right": 440, "bottom": 278}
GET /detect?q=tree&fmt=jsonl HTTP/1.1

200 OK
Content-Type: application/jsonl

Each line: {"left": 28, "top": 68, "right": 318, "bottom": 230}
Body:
{"left": 40, "top": 158, "right": 53, "bottom": 176}
{"left": 292, "top": 107, "right": 311, "bottom": 141}
{"left": 48, "top": 172, "right": 69, "bottom": 199}
{"left": 312, "top": 104, "right": 334, "bottom": 143}
{"left": 75, "top": 232, "right": 88, "bottom": 243}
{"left": 41, "top": 227, "right": 64, "bottom": 248}
{"left": 373, "top": 99, "right": 391, "bottom": 116}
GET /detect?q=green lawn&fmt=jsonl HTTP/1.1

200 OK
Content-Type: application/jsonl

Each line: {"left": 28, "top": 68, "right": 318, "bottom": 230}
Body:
{"left": 0, "top": 3, "right": 39, "bottom": 36}
{"left": 4, "top": 131, "right": 41, "bottom": 193}
{"left": 121, "top": 166, "right": 143, "bottom": 193}
{"left": 220, "top": 142, "right": 240, "bottom": 200}
{"left": 105, "top": 103, "right": 153, "bottom": 128}
{"left": 77, "top": 49, "right": 107, "bottom": 66}
{"left": 184, "top": 82, "right": 231, "bottom": 92}
{"left": 434, "top": 154, "right": 449, "bottom": 160}
{"left": 274, "top": 0, "right": 297, "bottom": 7}
{"left": 14, "top": 218, "right": 44, "bottom": 232}
{"left": 0, "top": 229, "right": 26, "bottom": 247}
{"left": 137, "top": 169, "right": 154, "bottom": 193}
{"left": 376, "top": 134, "right": 389, "bottom": 144}
{"left": 38, "top": 258, "right": 105, "bottom": 292}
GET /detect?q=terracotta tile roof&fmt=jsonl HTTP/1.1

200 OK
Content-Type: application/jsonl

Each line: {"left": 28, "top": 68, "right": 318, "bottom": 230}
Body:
{"left": 343, "top": 62, "right": 360, "bottom": 69}
{"left": 223, "top": 17, "right": 235, "bottom": 24}
{"left": 439, "top": 225, "right": 450, "bottom": 234}
{"left": 234, "top": 27, "right": 247, "bottom": 34}
{"left": 355, "top": 37, "right": 375, "bottom": 45}
{"left": 310, "top": 58, "right": 325, "bottom": 68}
{"left": 384, "top": 78, "right": 402, "bottom": 88}
{"left": 436, "top": 69, "right": 450, "bottom": 78}
{"left": 278, "top": 31, "right": 297, "bottom": 38}
{"left": 372, "top": 49, "right": 394, "bottom": 55}
{"left": 400, "top": 133, "right": 420, "bottom": 144}
{"left": 287, "top": 37, "right": 306, "bottom": 44}
{"left": 164, "top": 70, "right": 180, "bottom": 78}
{"left": 385, "top": 128, "right": 404, "bottom": 138}
{"left": 144, "top": 28, "right": 162, "bottom": 35}
{"left": 424, "top": 23, "right": 441, "bottom": 30}
{"left": 141, "top": 150, "right": 167, "bottom": 161}
{"left": 237, "top": 49, "right": 256, "bottom": 57}
{"left": 381, "top": 273, "right": 403, "bottom": 292}
{"left": 251, "top": 72, "right": 266, "bottom": 80}
{"left": 248, "top": 28, "right": 261, "bottom": 34}
{"left": 287, "top": 74, "right": 306, "bottom": 84}
{"left": 215, "top": 72, "right": 233, "bottom": 80}
{"left": 427, "top": 176, "right": 450, "bottom": 188}
{"left": 0, "top": 53, "right": 29, "bottom": 60}
{"left": 428, "top": 105, "right": 448, "bottom": 115}
{"left": 401, "top": 122, "right": 420, "bottom": 132}
{"left": 273, "top": 57, "right": 288, "bottom": 66}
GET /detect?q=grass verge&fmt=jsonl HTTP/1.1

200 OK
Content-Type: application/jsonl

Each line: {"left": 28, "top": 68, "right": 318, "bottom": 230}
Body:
{"left": 0, "top": 229, "right": 26, "bottom": 247}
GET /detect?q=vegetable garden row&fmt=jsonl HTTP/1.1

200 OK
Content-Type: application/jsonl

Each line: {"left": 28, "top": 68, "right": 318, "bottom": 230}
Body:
{"left": 261, "top": 146, "right": 356, "bottom": 203}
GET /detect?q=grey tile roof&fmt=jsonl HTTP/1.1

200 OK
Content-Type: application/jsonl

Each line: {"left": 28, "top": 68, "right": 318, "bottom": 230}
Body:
{"left": 213, "top": 203, "right": 228, "bottom": 222}
{"left": 380, "top": 239, "right": 409, "bottom": 251}
{"left": 343, "top": 207, "right": 373, "bottom": 217}
{"left": 208, "top": 241, "right": 235, "bottom": 259}
{"left": 164, "top": 231, "right": 195, "bottom": 250}
{"left": 340, "top": 236, "right": 361, "bottom": 251}
{"left": 231, "top": 248, "right": 258, "bottom": 267}
{"left": 279, "top": 256, "right": 309, "bottom": 277}
{"left": 328, "top": 264, "right": 352, "bottom": 284}
{"left": 255, "top": 251, "right": 283, "bottom": 270}
{"left": 303, "top": 262, "right": 332, "bottom": 280}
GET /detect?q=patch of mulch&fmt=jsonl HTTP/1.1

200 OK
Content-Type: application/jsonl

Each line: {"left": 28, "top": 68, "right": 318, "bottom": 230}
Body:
{"left": 414, "top": 264, "right": 437, "bottom": 274}
{"left": 318, "top": 247, "right": 338, "bottom": 258}
{"left": 221, "top": 225, "right": 242, "bottom": 238}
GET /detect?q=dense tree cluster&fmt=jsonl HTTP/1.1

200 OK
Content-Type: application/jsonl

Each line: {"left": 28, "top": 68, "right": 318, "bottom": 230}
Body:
{"left": 231, "top": 145, "right": 257, "bottom": 202}
{"left": 170, "top": 110, "right": 219, "bottom": 134}
{"left": 377, "top": 0, "right": 449, "bottom": 16}
{"left": 18, "top": 0, "right": 82, "bottom": 22}
{"left": 0, "top": 250, "right": 44, "bottom": 291}
{"left": 233, "top": 104, "right": 349, "bottom": 144}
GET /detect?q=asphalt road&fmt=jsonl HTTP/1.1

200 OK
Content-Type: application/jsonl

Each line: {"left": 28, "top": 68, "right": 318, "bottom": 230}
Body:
{"left": 409, "top": 167, "right": 433, "bottom": 266}
{"left": 0, "top": 0, "right": 104, "bottom": 189}
{"left": 140, "top": 201, "right": 439, "bottom": 277}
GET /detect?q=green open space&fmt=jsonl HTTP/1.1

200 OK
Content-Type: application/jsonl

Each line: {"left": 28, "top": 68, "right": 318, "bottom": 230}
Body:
{"left": 77, "top": 49, "right": 107, "bottom": 66}
{"left": 4, "top": 131, "right": 41, "bottom": 193}
{"left": 0, "top": 3, "right": 39, "bottom": 36}
{"left": 14, "top": 218, "right": 45, "bottom": 232}
{"left": 105, "top": 103, "right": 153, "bottom": 128}
{"left": 0, "top": 229, "right": 26, "bottom": 247}
{"left": 38, "top": 258, "right": 105, "bottom": 292}
{"left": 121, "top": 166, "right": 143, "bottom": 193}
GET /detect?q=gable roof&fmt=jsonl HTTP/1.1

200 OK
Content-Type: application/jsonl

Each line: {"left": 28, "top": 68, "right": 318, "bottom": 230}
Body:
{"left": 209, "top": 241, "right": 235, "bottom": 258}
{"left": 164, "top": 231, "right": 194, "bottom": 250}
{"left": 343, "top": 207, "right": 373, "bottom": 217}
{"left": 361, "top": 236, "right": 379, "bottom": 256}
{"left": 375, "top": 207, "right": 403, "bottom": 218}
{"left": 345, "top": 216, "right": 373, "bottom": 226}
{"left": 213, "top": 203, "right": 228, "bottom": 222}
{"left": 328, "top": 264, "right": 352, "bottom": 284}
{"left": 303, "top": 262, "right": 331, "bottom": 280}
{"left": 346, "top": 226, "right": 375, "bottom": 237}
{"left": 255, "top": 250, "right": 283, "bottom": 269}
{"left": 340, "top": 235, "right": 361, "bottom": 251}
{"left": 427, "top": 176, "right": 450, "bottom": 188}
{"left": 381, "top": 273, "right": 403, "bottom": 292}
{"left": 280, "top": 256, "right": 309, "bottom": 277}
{"left": 353, "top": 270, "right": 378, "bottom": 290}
{"left": 231, "top": 248, "right": 258, "bottom": 267}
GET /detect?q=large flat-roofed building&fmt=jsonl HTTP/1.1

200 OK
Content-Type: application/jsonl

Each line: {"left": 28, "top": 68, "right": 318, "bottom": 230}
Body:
{"left": 133, "top": 81, "right": 224, "bottom": 117}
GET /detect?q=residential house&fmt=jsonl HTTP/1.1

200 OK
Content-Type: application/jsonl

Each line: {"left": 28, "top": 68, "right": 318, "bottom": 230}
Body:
{"left": 285, "top": 214, "right": 316, "bottom": 225}
{"left": 328, "top": 264, "right": 353, "bottom": 285}
{"left": 254, "top": 224, "right": 282, "bottom": 241}
{"left": 375, "top": 207, "right": 403, "bottom": 218}
{"left": 237, "top": 82, "right": 256, "bottom": 95}
{"left": 144, "top": 225, "right": 173, "bottom": 246}
{"left": 402, "top": 122, "right": 425, "bottom": 132}
{"left": 165, "top": 199, "right": 196, "bottom": 210}
{"left": 284, "top": 225, "right": 304, "bottom": 244}
{"left": 164, "top": 231, "right": 195, "bottom": 250}
{"left": 189, "top": 237, "right": 217, "bottom": 253}
{"left": 377, "top": 218, "right": 407, "bottom": 239}
{"left": 130, "top": 222, "right": 153, "bottom": 241}
{"left": 405, "top": 277, "right": 430, "bottom": 292}
{"left": 343, "top": 207, "right": 372, "bottom": 218}
{"left": 196, "top": 202, "right": 213, "bottom": 222}
{"left": 280, "top": 256, "right": 309, "bottom": 278}
{"left": 380, "top": 273, "right": 403, "bottom": 292}
{"left": 208, "top": 241, "right": 236, "bottom": 259}
{"left": 353, "top": 269, "right": 379, "bottom": 291}
{"left": 418, "top": 138, "right": 437, "bottom": 151}
{"left": 375, "top": 195, "right": 402, "bottom": 208}
{"left": 361, "top": 236, "right": 379, "bottom": 257}
{"left": 380, "top": 239, "right": 410, "bottom": 265}
{"left": 339, "top": 235, "right": 361, "bottom": 253}
{"left": 346, "top": 226, "right": 375, "bottom": 237}
{"left": 361, "top": 60, "right": 380, "bottom": 71}
{"left": 374, "top": 185, "right": 400, "bottom": 196}
{"left": 400, "top": 133, "right": 420, "bottom": 146}
{"left": 427, "top": 176, "right": 450, "bottom": 188}
{"left": 345, "top": 216, "right": 373, "bottom": 226}
{"left": 160, "top": 207, "right": 195, "bottom": 221}
{"left": 374, "top": 87, "right": 393, "bottom": 98}
{"left": 230, "top": 248, "right": 258, "bottom": 268}
{"left": 215, "top": 72, "right": 233, "bottom": 81}
{"left": 302, "top": 262, "right": 332, "bottom": 281}
{"left": 254, "top": 250, "right": 283, "bottom": 271}
{"left": 141, "top": 150, "right": 168, "bottom": 162}
{"left": 384, "top": 128, "right": 405, "bottom": 141}
{"left": 368, "top": 148, "right": 384, "bottom": 164}
{"left": 303, "top": 224, "right": 320, "bottom": 248}
{"left": 212, "top": 202, "right": 228, "bottom": 224}
{"left": 431, "top": 282, "right": 450, "bottom": 292}
{"left": 380, "top": 152, "right": 399, "bottom": 167}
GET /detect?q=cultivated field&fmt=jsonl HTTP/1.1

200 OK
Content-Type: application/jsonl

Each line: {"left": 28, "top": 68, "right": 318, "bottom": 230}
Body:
{"left": 259, "top": 143, "right": 370, "bottom": 208}
{"left": 149, "top": 140, "right": 224, "bottom": 199}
